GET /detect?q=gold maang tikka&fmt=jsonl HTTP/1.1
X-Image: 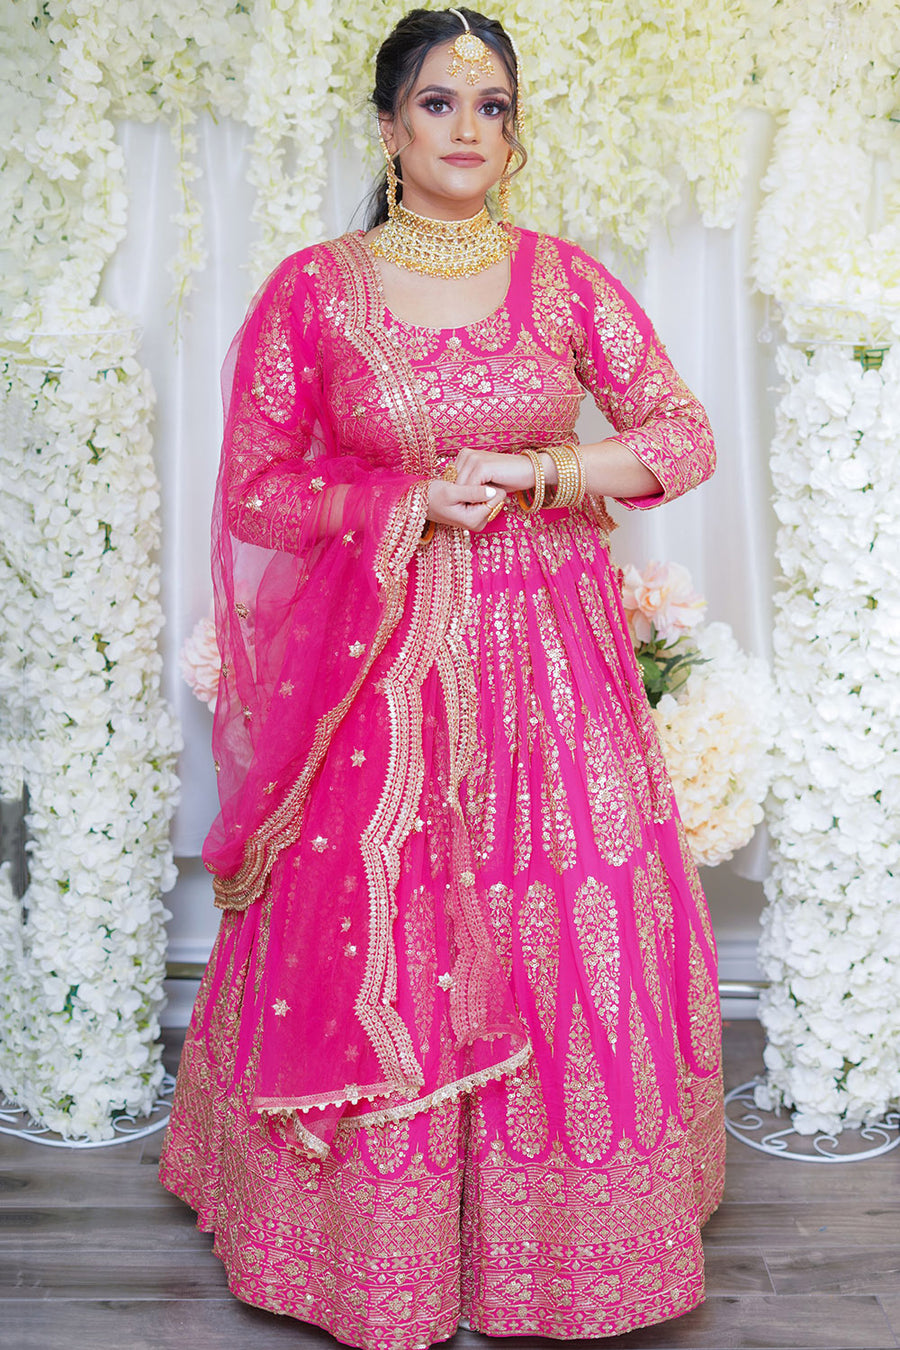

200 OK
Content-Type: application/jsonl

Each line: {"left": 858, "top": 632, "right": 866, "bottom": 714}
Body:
{"left": 446, "top": 8, "right": 495, "bottom": 84}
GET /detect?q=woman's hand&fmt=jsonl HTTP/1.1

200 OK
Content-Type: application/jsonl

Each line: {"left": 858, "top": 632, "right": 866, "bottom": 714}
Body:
{"left": 425, "top": 477, "right": 507, "bottom": 533}
{"left": 453, "top": 448, "right": 535, "bottom": 495}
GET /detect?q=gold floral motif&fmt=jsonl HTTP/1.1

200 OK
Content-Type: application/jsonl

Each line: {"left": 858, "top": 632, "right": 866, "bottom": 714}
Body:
{"left": 385, "top": 319, "right": 443, "bottom": 363}
{"left": 582, "top": 712, "right": 642, "bottom": 867}
{"left": 676, "top": 817, "right": 716, "bottom": 952}
{"left": 629, "top": 991, "right": 663, "bottom": 1149}
{"left": 571, "top": 253, "right": 647, "bottom": 386}
{"left": 459, "top": 362, "right": 493, "bottom": 395}
{"left": 538, "top": 719, "right": 577, "bottom": 873}
{"left": 625, "top": 681, "right": 674, "bottom": 824}
{"left": 250, "top": 260, "right": 300, "bottom": 423}
{"left": 531, "top": 235, "right": 573, "bottom": 355}
{"left": 468, "top": 305, "right": 512, "bottom": 351}
{"left": 360, "top": 1117, "right": 412, "bottom": 1176}
{"left": 563, "top": 996, "right": 612, "bottom": 1162}
{"left": 485, "top": 881, "right": 514, "bottom": 980}
{"left": 463, "top": 738, "right": 497, "bottom": 868}
{"left": 575, "top": 573, "right": 621, "bottom": 674}
{"left": 631, "top": 866, "right": 663, "bottom": 1021}
{"left": 688, "top": 930, "right": 721, "bottom": 1074}
{"left": 426, "top": 1099, "right": 461, "bottom": 1171}
{"left": 404, "top": 884, "right": 437, "bottom": 1055}
{"left": 505, "top": 1054, "right": 549, "bottom": 1159}
{"left": 518, "top": 880, "right": 561, "bottom": 1050}
{"left": 606, "top": 690, "right": 654, "bottom": 819}
{"left": 572, "top": 876, "right": 619, "bottom": 1050}
{"left": 532, "top": 587, "right": 577, "bottom": 753}
{"left": 513, "top": 758, "right": 532, "bottom": 875}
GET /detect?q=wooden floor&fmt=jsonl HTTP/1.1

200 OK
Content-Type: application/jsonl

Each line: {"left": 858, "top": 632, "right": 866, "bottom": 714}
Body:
{"left": 2, "top": 1021, "right": 899, "bottom": 1350}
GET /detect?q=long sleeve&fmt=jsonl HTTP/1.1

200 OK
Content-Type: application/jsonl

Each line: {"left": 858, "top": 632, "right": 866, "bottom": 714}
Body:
{"left": 565, "top": 244, "right": 716, "bottom": 510}
{"left": 222, "top": 253, "right": 330, "bottom": 552}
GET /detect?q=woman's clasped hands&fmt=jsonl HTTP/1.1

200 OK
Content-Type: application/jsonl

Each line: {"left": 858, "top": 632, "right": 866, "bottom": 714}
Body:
{"left": 425, "top": 448, "right": 537, "bottom": 533}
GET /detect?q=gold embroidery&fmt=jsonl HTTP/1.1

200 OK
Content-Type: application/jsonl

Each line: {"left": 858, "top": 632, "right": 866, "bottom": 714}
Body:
{"left": 360, "top": 1117, "right": 411, "bottom": 1176}
{"left": 532, "top": 235, "right": 573, "bottom": 355}
{"left": 539, "top": 719, "right": 577, "bottom": 873}
{"left": 676, "top": 817, "right": 716, "bottom": 953}
{"left": 688, "top": 930, "right": 721, "bottom": 1074}
{"left": 519, "top": 880, "right": 560, "bottom": 1050}
{"left": 513, "top": 757, "right": 532, "bottom": 875}
{"left": 576, "top": 573, "right": 621, "bottom": 675}
{"left": 571, "top": 252, "right": 646, "bottom": 385}
{"left": 573, "top": 876, "right": 619, "bottom": 1050}
{"left": 250, "top": 260, "right": 299, "bottom": 423}
{"left": 532, "top": 586, "right": 577, "bottom": 752}
{"left": 629, "top": 990, "right": 663, "bottom": 1149}
{"left": 404, "top": 883, "right": 437, "bottom": 1054}
{"left": 485, "top": 882, "right": 514, "bottom": 980}
{"left": 505, "top": 1055, "right": 549, "bottom": 1159}
{"left": 564, "top": 996, "right": 612, "bottom": 1162}
{"left": 632, "top": 866, "right": 663, "bottom": 1021}
{"left": 647, "top": 842, "right": 674, "bottom": 961}
{"left": 582, "top": 711, "right": 642, "bottom": 867}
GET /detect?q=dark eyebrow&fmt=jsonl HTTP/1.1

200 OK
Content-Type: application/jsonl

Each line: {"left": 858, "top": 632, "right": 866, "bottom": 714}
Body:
{"left": 415, "top": 83, "right": 511, "bottom": 98}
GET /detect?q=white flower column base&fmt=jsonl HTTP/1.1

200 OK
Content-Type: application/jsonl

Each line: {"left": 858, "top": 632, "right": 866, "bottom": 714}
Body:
{"left": 726, "top": 1080, "right": 900, "bottom": 1163}
{"left": 0, "top": 1075, "right": 174, "bottom": 1150}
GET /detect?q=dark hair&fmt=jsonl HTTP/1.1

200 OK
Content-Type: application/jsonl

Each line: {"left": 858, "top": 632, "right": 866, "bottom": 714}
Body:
{"left": 363, "top": 7, "right": 525, "bottom": 229}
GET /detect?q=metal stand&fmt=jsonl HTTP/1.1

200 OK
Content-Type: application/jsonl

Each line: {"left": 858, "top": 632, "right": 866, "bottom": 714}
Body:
{"left": 725, "top": 1078, "right": 900, "bottom": 1163}
{"left": 0, "top": 1073, "right": 174, "bottom": 1149}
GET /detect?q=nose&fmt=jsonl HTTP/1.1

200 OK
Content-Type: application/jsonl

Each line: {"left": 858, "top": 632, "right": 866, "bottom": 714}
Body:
{"left": 453, "top": 104, "right": 479, "bottom": 143}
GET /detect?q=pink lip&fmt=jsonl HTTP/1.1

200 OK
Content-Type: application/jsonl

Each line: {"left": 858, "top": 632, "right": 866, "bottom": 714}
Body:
{"left": 442, "top": 154, "right": 485, "bottom": 165}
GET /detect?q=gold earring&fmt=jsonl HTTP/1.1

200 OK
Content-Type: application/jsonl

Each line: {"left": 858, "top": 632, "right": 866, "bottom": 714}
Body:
{"left": 499, "top": 155, "right": 513, "bottom": 224}
{"left": 379, "top": 133, "right": 399, "bottom": 220}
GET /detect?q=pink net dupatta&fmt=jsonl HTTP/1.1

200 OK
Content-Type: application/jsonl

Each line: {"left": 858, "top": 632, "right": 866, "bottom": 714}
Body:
{"left": 202, "top": 243, "right": 528, "bottom": 1159}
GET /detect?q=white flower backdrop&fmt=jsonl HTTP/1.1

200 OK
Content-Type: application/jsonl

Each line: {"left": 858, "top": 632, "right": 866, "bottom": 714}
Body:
{"left": 1, "top": 0, "right": 899, "bottom": 1136}
{"left": 748, "top": 0, "right": 900, "bottom": 1133}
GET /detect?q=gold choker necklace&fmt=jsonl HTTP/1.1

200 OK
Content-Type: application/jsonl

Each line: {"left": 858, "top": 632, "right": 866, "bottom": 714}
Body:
{"left": 370, "top": 204, "right": 510, "bottom": 279}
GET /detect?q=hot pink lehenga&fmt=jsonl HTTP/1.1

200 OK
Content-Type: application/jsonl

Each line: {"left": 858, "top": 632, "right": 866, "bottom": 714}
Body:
{"left": 159, "top": 227, "right": 725, "bottom": 1348}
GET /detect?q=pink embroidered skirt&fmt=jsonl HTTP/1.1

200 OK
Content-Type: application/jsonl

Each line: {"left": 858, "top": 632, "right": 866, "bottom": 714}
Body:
{"left": 160, "top": 506, "right": 725, "bottom": 1348}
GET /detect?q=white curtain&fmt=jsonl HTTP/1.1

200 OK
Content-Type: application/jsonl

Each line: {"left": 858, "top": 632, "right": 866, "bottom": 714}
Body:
{"left": 100, "top": 111, "right": 779, "bottom": 980}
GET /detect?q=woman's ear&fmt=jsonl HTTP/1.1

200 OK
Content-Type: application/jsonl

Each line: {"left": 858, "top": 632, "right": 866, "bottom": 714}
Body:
{"left": 378, "top": 113, "right": 397, "bottom": 156}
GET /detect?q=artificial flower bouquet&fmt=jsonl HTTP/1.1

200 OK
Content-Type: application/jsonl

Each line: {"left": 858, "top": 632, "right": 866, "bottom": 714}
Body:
{"left": 622, "top": 561, "right": 773, "bottom": 867}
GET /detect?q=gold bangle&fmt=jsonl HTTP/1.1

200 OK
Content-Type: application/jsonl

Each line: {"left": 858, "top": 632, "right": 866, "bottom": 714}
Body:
{"left": 515, "top": 448, "right": 545, "bottom": 514}
{"left": 546, "top": 442, "right": 584, "bottom": 510}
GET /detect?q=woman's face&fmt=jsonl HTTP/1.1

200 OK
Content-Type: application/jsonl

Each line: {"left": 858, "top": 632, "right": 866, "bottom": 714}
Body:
{"left": 380, "top": 39, "right": 514, "bottom": 220}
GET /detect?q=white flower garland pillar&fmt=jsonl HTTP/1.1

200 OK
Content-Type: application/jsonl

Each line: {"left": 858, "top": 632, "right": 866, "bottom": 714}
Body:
{"left": 753, "top": 80, "right": 900, "bottom": 1133}
{"left": 0, "top": 2, "right": 181, "bottom": 1138}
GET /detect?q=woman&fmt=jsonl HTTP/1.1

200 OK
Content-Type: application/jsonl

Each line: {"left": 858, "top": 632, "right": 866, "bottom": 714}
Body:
{"left": 160, "top": 8, "right": 725, "bottom": 1346}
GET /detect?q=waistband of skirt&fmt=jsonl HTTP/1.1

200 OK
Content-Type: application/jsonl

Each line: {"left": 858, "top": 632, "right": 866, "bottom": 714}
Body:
{"left": 480, "top": 504, "right": 572, "bottom": 536}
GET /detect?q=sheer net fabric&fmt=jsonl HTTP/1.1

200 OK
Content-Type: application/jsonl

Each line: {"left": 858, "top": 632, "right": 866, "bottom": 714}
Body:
{"left": 160, "top": 227, "right": 724, "bottom": 1345}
